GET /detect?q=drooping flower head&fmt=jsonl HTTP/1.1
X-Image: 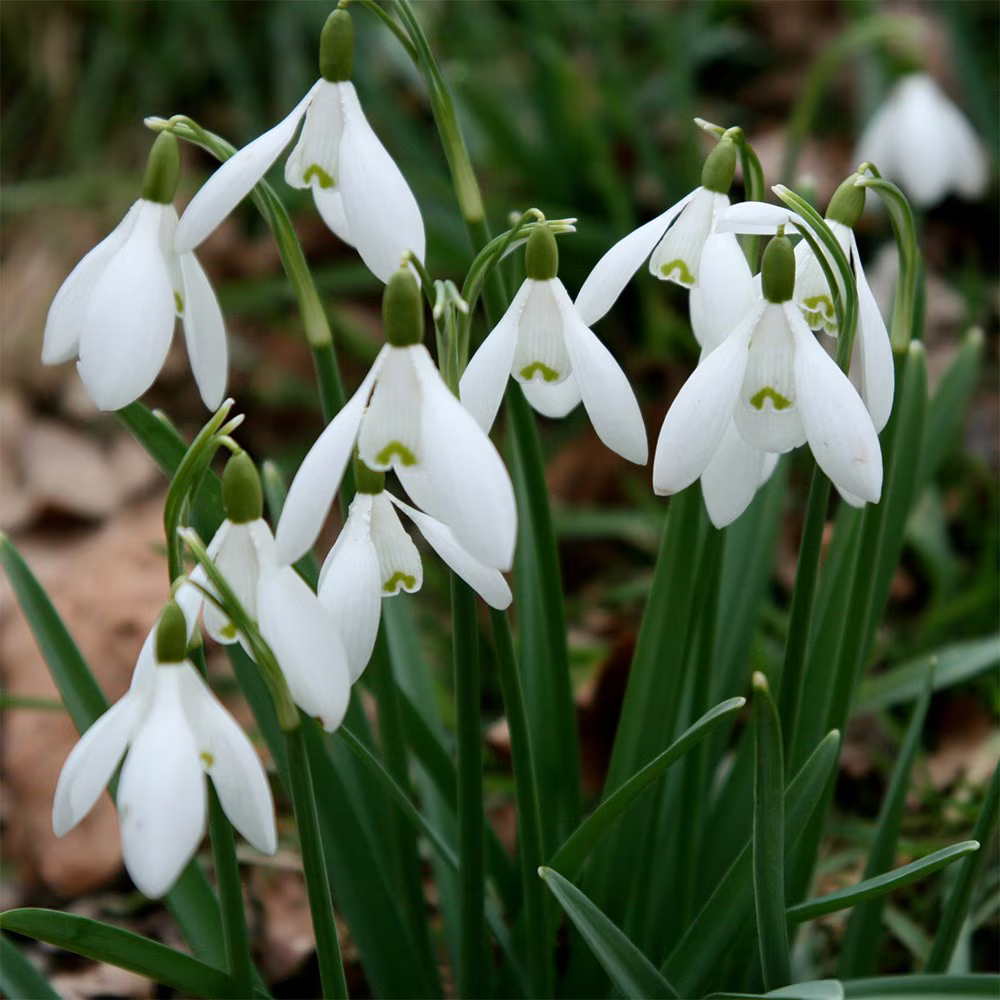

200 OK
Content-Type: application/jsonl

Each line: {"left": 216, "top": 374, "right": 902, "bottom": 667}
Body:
{"left": 43, "top": 133, "right": 227, "bottom": 411}
{"left": 175, "top": 9, "right": 424, "bottom": 284}
{"left": 460, "top": 223, "right": 647, "bottom": 464}
{"left": 52, "top": 600, "right": 276, "bottom": 899}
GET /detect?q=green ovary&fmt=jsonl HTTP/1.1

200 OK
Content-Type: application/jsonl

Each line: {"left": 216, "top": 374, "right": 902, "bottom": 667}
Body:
{"left": 303, "top": 164, "right": 335, "bottom": 189}
{"left": 750, "top": 387, "right": 793, "bottom": 411}
{"left": 519, "top": 362, "right": 560, "bottom": 382}
{"left": 375, "top": 441, "right": 417, "bottom": 466}
{"left": 661, "top": 259, "right": 696, "bottom": 285}
{"left": 384, "top": 572, "right": 417, "bottom": 593}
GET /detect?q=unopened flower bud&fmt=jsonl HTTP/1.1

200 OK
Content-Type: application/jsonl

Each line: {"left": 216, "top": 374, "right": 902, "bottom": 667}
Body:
{"left": 319, "top": 9, "right": 354, "bottom": 83}
{"left": 761, "top": 233, "right": 795, "bottom": 303}
{"left": 826, "top": 174, "right": 865, "bottom": 228}
{"left": 383, "top": 268, "right": 424, "bottom": 347}
{"left": 155, "top": 600, "right": 188, "bottom": 663}
{"left": 353, "top": 454, "right": 386, "bottom": 495}
{"left": 141, "top": 132, "right": 181, "bottom": 205}
{"left": 525, "top": 223, "right": 559, "bottom": 281}
{"left": 701, "top": 138, "right": 737, "bottom": 195}
{"left": 223, "top": 452, "right": 263, "bottom": 525}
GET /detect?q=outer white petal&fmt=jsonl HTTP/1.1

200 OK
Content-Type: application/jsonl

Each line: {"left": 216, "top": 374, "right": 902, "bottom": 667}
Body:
{"left": 203, "top": 520, "right": 261, "bottom": 644}
{"left": 178, "top": 251, "right": 227, "bottom": 410}
{"left": 788, "top": 303, "right": 882, "bottom": 502}
{"left": 715, "top": 202, "right": 806, "bottom": 236}
{"left": 257, "top": 566, "right": 352, "bottom": 732}
{"left": 176, "top": 82, "right": 321, "bottom": 252}
{"left": 52, "top": 693, "right": 143, "bottom": 836}
{"left": 43, "top": 202, "right": 142, "bottom": 365}
{"left": 575, "top": 189, "right": 698, "bottom": 326}
{"left": 553, "top": 282, "right": 647, "bottom": 464}
{"left": 390, "top": 493, "right": 512, "bottom": 609}
{"left": 850, "top": 232, "right": 894, "bottom": 432}
{"left": 275, "top": 348, "right": 386, "bottom": 565}
{"left": 313, "top": 188, "right": 354, "bottom": 246}
{"left": 648, "top": 188, "right": 721, "bottom": 287}
{"left": 284, "top": 80, "right": 343, "bottom": 190}
{"left": 77, "top": 201, "right": 175, "bottom": 411}
{"left": 338, "top": 83, "right": 425, "bottom": 283}
{"left": 318, "top": 495, "right": 382, "bottom": 683}
{"left": 411, "top": 346, "right": 518, "bottom": 570}
{"left": 690, "top": 232, "right": 754, "bottom": 352}
{"left": 117, "top": 667, "right": 206, "bottom": 898}
{"left": 520, "top": 374, "right": 582, "bottom": 417}
{"left": 652, "top": 299, "right": 764, "bottom": 494}
{"left": 459, "top": 280, "right": 531, "bottom": 431}
{"left": 700, "top": 420, "right": 770, "bottom": 528}
{"left": 179, "top": 663, "right": 276, "bottom": 855}
{"left": 358, "top": 346, "right": 423, "bottom": 470}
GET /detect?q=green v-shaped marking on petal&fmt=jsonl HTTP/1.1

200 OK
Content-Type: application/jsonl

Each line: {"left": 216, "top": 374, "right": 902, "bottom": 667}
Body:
{"left": 200, "top": 751, "right": 215, "bottom": 768}
{"left": 220, "top": 623, "right": 238, "bottom": 640}
{"left": 750, "top": 387, "right": 793, "bottom": 411}
{"left": 174, "top": 291, "right": 184, "bottom": 314}
{"left": 803, "top": 294, "right": 834, "bottom": 317}
{"left": 520, "top": 362, "right": 561, "bottom": 382}
{"left": 303, "top": 164, "right": 335, "bottom": 189}
{"left": 384, "top": 572, "right": 417, "bottom": 593}
{"left": 375, "top": 441, "right": 417, "bottom": 466}
{"left": 660, "top": 258, "right": 696, "bottom": 286}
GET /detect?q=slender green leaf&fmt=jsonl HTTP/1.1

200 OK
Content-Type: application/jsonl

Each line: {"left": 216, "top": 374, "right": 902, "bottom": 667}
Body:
{"left": 709, "top": 982, "right": 844, "bottom": 1000}
{"left": 787, "top": 842, "right": 980, "bottom": 922}
{"left": 539, "top": 868, "right": 679, "bottom": 999}
{"left": 841, "top": 974, "right": 999, "bottom": 998}
{"left": 0, "top": 910, "right": 230, "bottom": 998}
{"left": 0, "top": 933, "right": 61, "bottom": 1000}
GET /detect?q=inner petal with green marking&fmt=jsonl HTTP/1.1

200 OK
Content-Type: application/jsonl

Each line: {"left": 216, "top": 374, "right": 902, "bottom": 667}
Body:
{"left": 303, "top": 164, "right": 335, "bottom": 189}
{"left": 660, "top": 258, "right": 696, "bottom": 286}
{"left": 519, "top": 361, "right": 561, "bottom": 382}
{"left": 375, "top": 441, "right": 417, "bottom": 466}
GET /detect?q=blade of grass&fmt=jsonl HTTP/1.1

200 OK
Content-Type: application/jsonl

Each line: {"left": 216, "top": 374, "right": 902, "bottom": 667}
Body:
{"left": 841, "top": 974, "right": 1000, "bottom": 998}
{"left": 0, "top": 933, "right": 61, "bottom": 1000}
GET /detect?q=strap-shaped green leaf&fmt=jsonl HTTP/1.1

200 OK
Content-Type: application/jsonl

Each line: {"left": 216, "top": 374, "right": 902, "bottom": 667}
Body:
{"left": 0, "top": 932, "right": 61, "bottom": 1000}
{"left": 841, "top": 974, "right": 1000, "bottom": 998}
{"left": 539, "top": 868, "right": 679, "bottom": 999}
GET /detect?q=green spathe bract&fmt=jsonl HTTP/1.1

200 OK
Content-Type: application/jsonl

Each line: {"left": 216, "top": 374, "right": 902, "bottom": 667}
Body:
{"left": 222, "top": 452, "right": 263, "bottom": 524}
{"left": 383, "top": 268, "right": 424, "bottom": 347}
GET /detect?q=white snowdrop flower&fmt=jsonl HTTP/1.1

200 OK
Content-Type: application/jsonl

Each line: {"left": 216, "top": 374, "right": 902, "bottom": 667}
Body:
{"left": 42, "top": 133, "right": 226, "bottom": 411}
{"left": 855, "top": 72, "right": 988, "bottom": 208}
{"left": 460, "top": 224, "right": 647, "bottom": 465}
{"left": 654, "top": 233, "right": 883, "bottom": 507}
{"left": 175, "top": 10, "right": 424, "bottom": 284}
{"left": 276, "top": 269, "right": 518, "bottom": 574}
{"left": 52, "top": 601, "right": 276, "bottom": 899}
{"left": 318, "top": 460, "right": 512, "bottom": 680}
{"left": 200, "top": 453, "right": 352, "bottom": 734}
{"left": 575, "top": 138, "right": 736, "bottom": 327}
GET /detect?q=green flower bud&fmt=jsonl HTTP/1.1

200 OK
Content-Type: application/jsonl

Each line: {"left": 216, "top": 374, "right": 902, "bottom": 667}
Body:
{"left": 141, "top": 132, "right": 180, "bottom": 205}
{"left": 701, "top": 138, "right": 737, "bottom": 194}
{"left": 524, "top": 223, "right": 559, "bottom": 280}
{"left": 320, "top": 9, "right": 354, "bottom": 83}
{"left": 383, "top": 268, "right": 424, "bottom": 347}
{"left": 223, "top": 452, "right": 263, "bottom": 525}
{"left": 155, "top": 600, "right": 188, "bottom": 664}
{"left": 353, "top": 453, "right": 385, "bottom": 495}
{"left": 761, "top": 234, "right": 796, "bottom": 303}
{"left": 826, "top": 173, "right": 865, "bottom": 228}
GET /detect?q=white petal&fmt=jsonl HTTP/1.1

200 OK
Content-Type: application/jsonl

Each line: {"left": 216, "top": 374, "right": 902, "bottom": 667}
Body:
{"left": 520, "top": 373, "right": 582, "bottom": 417}
{"left": 284, "top": 81, "right": 343, "bottom": 191}
{"left": 459, "top": 280, "right": 530, "bottom": 431}
{"left": 77, "top": 201, "right": 175, "bottom": 411}
{"left": 117, "top": 667, "right": 206, "bottom": 898}
{"left": 203, "top": 521, "right": 261, "bottom": 644}
{"left": 715, "top": 202, "right": 806, "bottom": 236}
{"left": 700, "top": 420, "right": 770, "bottom": 528}
{"left": 690, "top": 232, "right": 754, "bottom": 352}
{"left": 43, "top": 202, "right": 141, "bottom": 365}
{"left": 850, "top": 232, "right": 894, "bottom": 432}
{"left": 511, "top": 280, "right": 572, "bottom": 385}
{"left": 178, "top": 251, "right": 227, "bottom": 410}
{"left": 318, "top": 494, "right": 382, "bottom": 682}
{"left": 179, "top": 663, "right": 276, "bottom": 855}
{"left": 257, "top": 566, "right": 352, "bottom": 732}
{"left": 652, "top": 299, "right": 764, "bottom": 494}
{"left": 275, "top": 348, "right": 386, "bottom": 565}
{"left": 338, "top": 83, "right": 425, "bottom": 283}
{"left": 789, "top": 303, "right": 883, "bottom": 502}
{"left": 313, "top": 187, "right": 354, "bottom": 246}
{"left": 575, "top": 189, "right": 698, "bottom": 326}
{"left": 553, "top": 283, "right": 647, "bottom": 464}
{"left": 369, "top": 492, "right": 422, "bottom": 595}
{"left": 357, "top": 347, "right": 422, "bottom": 470}
{"left": 648, "top": 188, "right": 723, "bottom": 287}
{"left": 390, "top": 493, "right": 512, "bottom": 609}
{"left": 411, "top": 346, "right": 518, "bottom": 570}
{"left": 175, "top": 82, "right": 321, "bottom": 252}
{"left": 52, "top": 692, "right": 143, "bottom": 836}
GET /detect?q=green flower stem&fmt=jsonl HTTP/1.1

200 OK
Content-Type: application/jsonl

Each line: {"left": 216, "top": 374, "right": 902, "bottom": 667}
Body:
{"left": 208, "top": 787, "right": 251, "bottom": 1000}
{"left": 490, "top": 608, "right": 550, "bottom": 1000}
{"left": 452, "top": 575, "right": 488, "bottom": 999}
{"left": 285, "top": 722, "right": 349, "bottom": 1000}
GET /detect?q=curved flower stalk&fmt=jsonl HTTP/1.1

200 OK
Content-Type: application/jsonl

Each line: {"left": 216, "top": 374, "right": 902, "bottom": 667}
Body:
{"left": 575, "top": 136, "right": 737, "bottom": 326}
{"left": 460, "top": 223, "right": 647, "bottom": 464}
{"left": 276, "top": 269, "right": 518, "bottom": 573}
{"left": 42, "top": 133, "right": 226, "bottom": 411}
{"left": 654, "top": 232, "right": 883, "bottom": 509}
{"left": 318, "top": 458, "right": 512, "bottom": 680}
{"left": 175, "top": 10, "right": 424, "bottom": 284}
{"left": 855, "top": 72, "right": 988, "bottom": 208}
{"left": 52, "top": 601, "right": 276, "bottom": 899}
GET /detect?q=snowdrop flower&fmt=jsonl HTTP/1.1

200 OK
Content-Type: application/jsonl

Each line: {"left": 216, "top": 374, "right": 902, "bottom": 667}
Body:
{"left": 460, "top": 223, "right": 647, "bottom": 464}
{"left": 855, "top": 73, "right": 988, "bottom": 208}
{"left": 42, "top": 133, "right": 226, "bottom": 411}
{"left": 52, "top": 601, "right": 276, "bottom": 899}
{"left": 318, "top": 458, "right": 512, "bottom": 679}
{"left": 654, "top": 233, "right": 883, "bottom": 506}
{"left": 199, "top": 453, "right": 352, "bottom": 733}
{"left": 176, "top": 10, "right": 423, "bottom": 284}
{"left": 575, "top": 137, "right": 737, "bottom": 327}
{"left": 276, "top": 269, "right": 518, "bottom": 573}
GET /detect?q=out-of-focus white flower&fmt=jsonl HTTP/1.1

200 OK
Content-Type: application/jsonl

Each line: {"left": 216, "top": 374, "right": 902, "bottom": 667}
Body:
{"left": 575, "top": 138, "right": 737, "bottom": 326}
{"left": 43, "top": 134, "right": 226, "bottom": 411}
{"left": 855, "top": 72, "right": 988, "bottom": 207}
{"left": 52, "top": 601, "right": 275, "bottom": 899}
{"left": 175, "top": 10, "right": 423, "bottom": 283}
{"left": 460, "top": 224, "right": 647, "bottom": 464}
{"left": 276, "top": 270, "right": 518, "bottom": 574}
